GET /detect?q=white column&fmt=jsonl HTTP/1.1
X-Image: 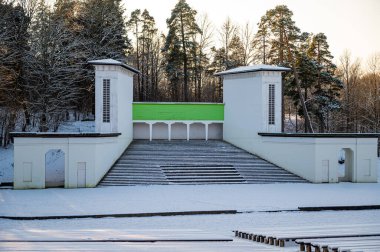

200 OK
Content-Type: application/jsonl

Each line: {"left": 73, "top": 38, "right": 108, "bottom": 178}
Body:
{"left": 186, "top": 123, "right": 190, "bottom": 141}
{"left": 205, "top": 123, "right": 209, "bottom": 141}
{"left": 168, "top": 123, "right": 172, "bottom": 141}
{"left": 149, "top": 123, "right": 153, "bottom": 141}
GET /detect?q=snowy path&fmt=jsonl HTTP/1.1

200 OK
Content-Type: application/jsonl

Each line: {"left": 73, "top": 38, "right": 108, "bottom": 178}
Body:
{"left": 1, "top": 183, "right": 380, "bottom": 217}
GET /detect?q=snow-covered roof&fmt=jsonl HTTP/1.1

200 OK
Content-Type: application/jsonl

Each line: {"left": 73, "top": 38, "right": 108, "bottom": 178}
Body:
{"left": 88, "top": 59, "right": 140, "bottom": 74}
{"left": 214, "top": 65, "right": 291, "bottom": 76}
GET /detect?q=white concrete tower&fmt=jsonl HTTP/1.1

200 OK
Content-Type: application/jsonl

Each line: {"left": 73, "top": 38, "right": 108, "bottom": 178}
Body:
{"left": 216, "top": 65, "right": 290, "bottom": 150}
{"left": 88, "top": 59, "right": 139, "bottom": 135}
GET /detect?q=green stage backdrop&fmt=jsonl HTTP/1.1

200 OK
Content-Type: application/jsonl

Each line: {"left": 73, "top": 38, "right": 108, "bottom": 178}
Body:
{"left": 133, "top": 103, "right": 224, "bottom": 121}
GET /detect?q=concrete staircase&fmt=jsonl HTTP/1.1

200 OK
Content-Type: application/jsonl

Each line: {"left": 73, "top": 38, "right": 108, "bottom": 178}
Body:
{"left": 98, "top": 140, "right": 307, "bottom": 186}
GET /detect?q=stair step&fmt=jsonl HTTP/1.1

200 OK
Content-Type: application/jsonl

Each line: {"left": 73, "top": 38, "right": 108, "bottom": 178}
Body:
{"left": 163, "top": 171, "right": 242, "bottom": 174}
{"left": 98, "top": 140, "right": 307, "bottom": 186}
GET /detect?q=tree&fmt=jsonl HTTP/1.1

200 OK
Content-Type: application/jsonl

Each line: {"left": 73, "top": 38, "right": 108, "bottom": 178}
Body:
{"left": 127, "top": 9, "right": 142, "bottom": 100}
{"left": 139, "top": 9, "right": 159, "bottom": 100}
{"left": 192, "top": 14, "right": 213, "bottom": 101}
{"left": 337, "top": 52, "right": 380, "bottom": 133}
{"left": 163, "top": 0, "right": 200, "bottom": 101}
{"left": 253, "top": 15, "right": 270, "bottom": 64}
{"left": 26, "top": 0, "right": 82, "bottom": 131}
{"left": 258, "top": 5, "right": 300, "bottom": 66}
{"left": 256, "top": 5, "right": 308, "bottom": 132}
{"left": 0, "top": 0, "right": 33, "bottom": 144}
{"left": 77, "top": 0, "right": 131, "bottom": 111}
{"left": 307, "top": 33, "right": 342, "bottom": 132}
{"left": 209, "top": 46, "right": 226, "bottom": 102}
{"left": 239, "top": 22, "right": 255, "bottom": 65}
{"left": 218, "top": 17, "right": 244, "bottom": 69}
{"left": 363, "top": 53, "right": 380, "bottom": 132}
{"left": 337, "top": 50, "right": 361, "bottom": 132}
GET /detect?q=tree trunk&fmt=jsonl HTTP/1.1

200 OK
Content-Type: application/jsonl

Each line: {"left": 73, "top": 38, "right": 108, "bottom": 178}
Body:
{"left": 283, "top": 31, "right": 314, "bottom": 133}
{"left": 180, "top": 11, "right": 189, "bottom": 102}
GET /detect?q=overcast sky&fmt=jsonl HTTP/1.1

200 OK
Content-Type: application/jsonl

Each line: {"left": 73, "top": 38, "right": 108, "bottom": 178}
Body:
{"left": 123, "top": 0, "right": 380, "bottom": 66}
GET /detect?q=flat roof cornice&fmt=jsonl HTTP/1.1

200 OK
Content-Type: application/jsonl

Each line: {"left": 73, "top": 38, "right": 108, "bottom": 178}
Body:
{"left": 215, "top": 65, "right": 291, "bottom": 76}
{"left": 11, "top": 132, "right": 121, "bottom": 138}
{"left": 258, "top": 132, "right": 380, "bottom": 138}
{"left": 88, "top": 59, "right": 140, "bottom": 74}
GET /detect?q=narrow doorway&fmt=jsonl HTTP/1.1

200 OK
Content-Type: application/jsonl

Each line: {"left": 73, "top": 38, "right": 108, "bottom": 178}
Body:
{"left": 338, "top": 148, "right": 354, "bottom": 182}
{"left": 45, "top": 149, "right": 65, "bottom": 187}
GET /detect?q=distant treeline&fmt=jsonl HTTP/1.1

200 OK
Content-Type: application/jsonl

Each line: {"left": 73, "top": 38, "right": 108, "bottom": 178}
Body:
{"left": 0, "top": 0, "right": 379, "bottom": 146}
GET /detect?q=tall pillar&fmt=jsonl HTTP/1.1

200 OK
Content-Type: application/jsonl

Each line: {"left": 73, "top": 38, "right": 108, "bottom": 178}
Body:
{"left": 168, "top": 123, "right": 172, "bottom": 141}
{"left": 186, "top": 123, "right": 190, "bottom": 141}
{"left": 149, "top": 123, "right": 153, "bottom": 141}
{"left": 88, "top": 59, "right": 139, "bottom": 135}
{"left": 205, "top": 123, "right": 209, "bottom": 141}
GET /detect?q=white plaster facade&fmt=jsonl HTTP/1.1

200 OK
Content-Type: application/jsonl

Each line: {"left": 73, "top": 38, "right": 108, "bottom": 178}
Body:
{"left": 220, "top": 67, "right": 378, "bottom": 183}
{"left": 12, "top": 61, "right": 378, "bottom": 189}
{"left": 13, "top": 134, "right": 128, "bottom": 189}
{"left": 12, "top": 59, "right": 137, "bottom": 189}
{"left": 256, "top": 135, "right": 378, "bottom": 183}
{"left": 222, "top": 70, "right": 283, "bottom": 143}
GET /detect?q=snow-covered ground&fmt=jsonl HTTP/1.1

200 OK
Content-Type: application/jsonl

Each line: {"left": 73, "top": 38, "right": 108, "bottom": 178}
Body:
{"left": 1, "top": 183, "right": 380, "bottom": 217}
{"left": 2, "top": 208, "right": 379, "bottom": 235}
{"left": 0, "top": 144, "right": 13, "bottom": 183}
{"left": 56, "top": 120, "right": 95, "bottom": 133}
{"left": 1, "top": 202, "right": 379, "bottom": 251}
{"left": 1, "top": 183, "right": 379, "bottom": 251}
{"left": 1, "top": 183, "right": 378, "bottom": 250}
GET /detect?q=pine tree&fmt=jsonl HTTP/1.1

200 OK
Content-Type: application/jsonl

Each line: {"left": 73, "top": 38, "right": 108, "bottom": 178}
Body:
{"left": 128, "top": 9, "right": 161, "bottom": 101}
{"left": 127, "top": 9, "right": 142, "bottom": 100}
{"left": 253, "top": 15, "right": 270, "bottom": 64}
{"left": 257, "top": 5, "right": 315, "bottom": 132}
{"left": 163, "top": 0, "right": 201, "bottom": 101}
{"left": 140, "top": 9, "right": 158, "bottom": 100}
{"left": 307, "top": 33, "right": 342, "bottom": 132}
{"left": 262, "top": 5, "right": 300, "bottom": 66}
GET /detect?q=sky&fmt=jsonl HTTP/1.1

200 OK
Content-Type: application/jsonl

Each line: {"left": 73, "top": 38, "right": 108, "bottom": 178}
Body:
{"left": 123, "top": 0, "right": 380, "bottom": 66}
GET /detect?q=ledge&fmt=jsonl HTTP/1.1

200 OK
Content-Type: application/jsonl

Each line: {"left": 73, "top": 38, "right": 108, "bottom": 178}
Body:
{"left": 258, "top": 133, "right": 380, "bottom": 138}
{"left": 10, "top": 132, "right": 121, "bottom": 138}
{"left": 133, "top": 102, "right": 224, "bottom": 105}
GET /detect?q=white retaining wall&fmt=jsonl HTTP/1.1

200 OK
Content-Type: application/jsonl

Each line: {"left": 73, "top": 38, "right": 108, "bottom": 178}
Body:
{"left": 222, "top": 70, "right": 378, "bottom": 183}
{"left": 255, "top": 136, "right": 377, "bottom": 183}
{"left": 13, "top": 135, "right": 128, "bottom": 189}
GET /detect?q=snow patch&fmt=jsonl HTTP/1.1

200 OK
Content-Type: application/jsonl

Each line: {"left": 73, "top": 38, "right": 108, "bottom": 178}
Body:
{"left": 0, "top": 183, "right": 380, "bottom": 217}
{"left": 0, "top": 144, "right": 13, "bottom": 183}
{"left": 378, "top": 157, "right": 380, "bottom": 183}
{"left": 56, "top": 121, "right": 95, "bottom": 133}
